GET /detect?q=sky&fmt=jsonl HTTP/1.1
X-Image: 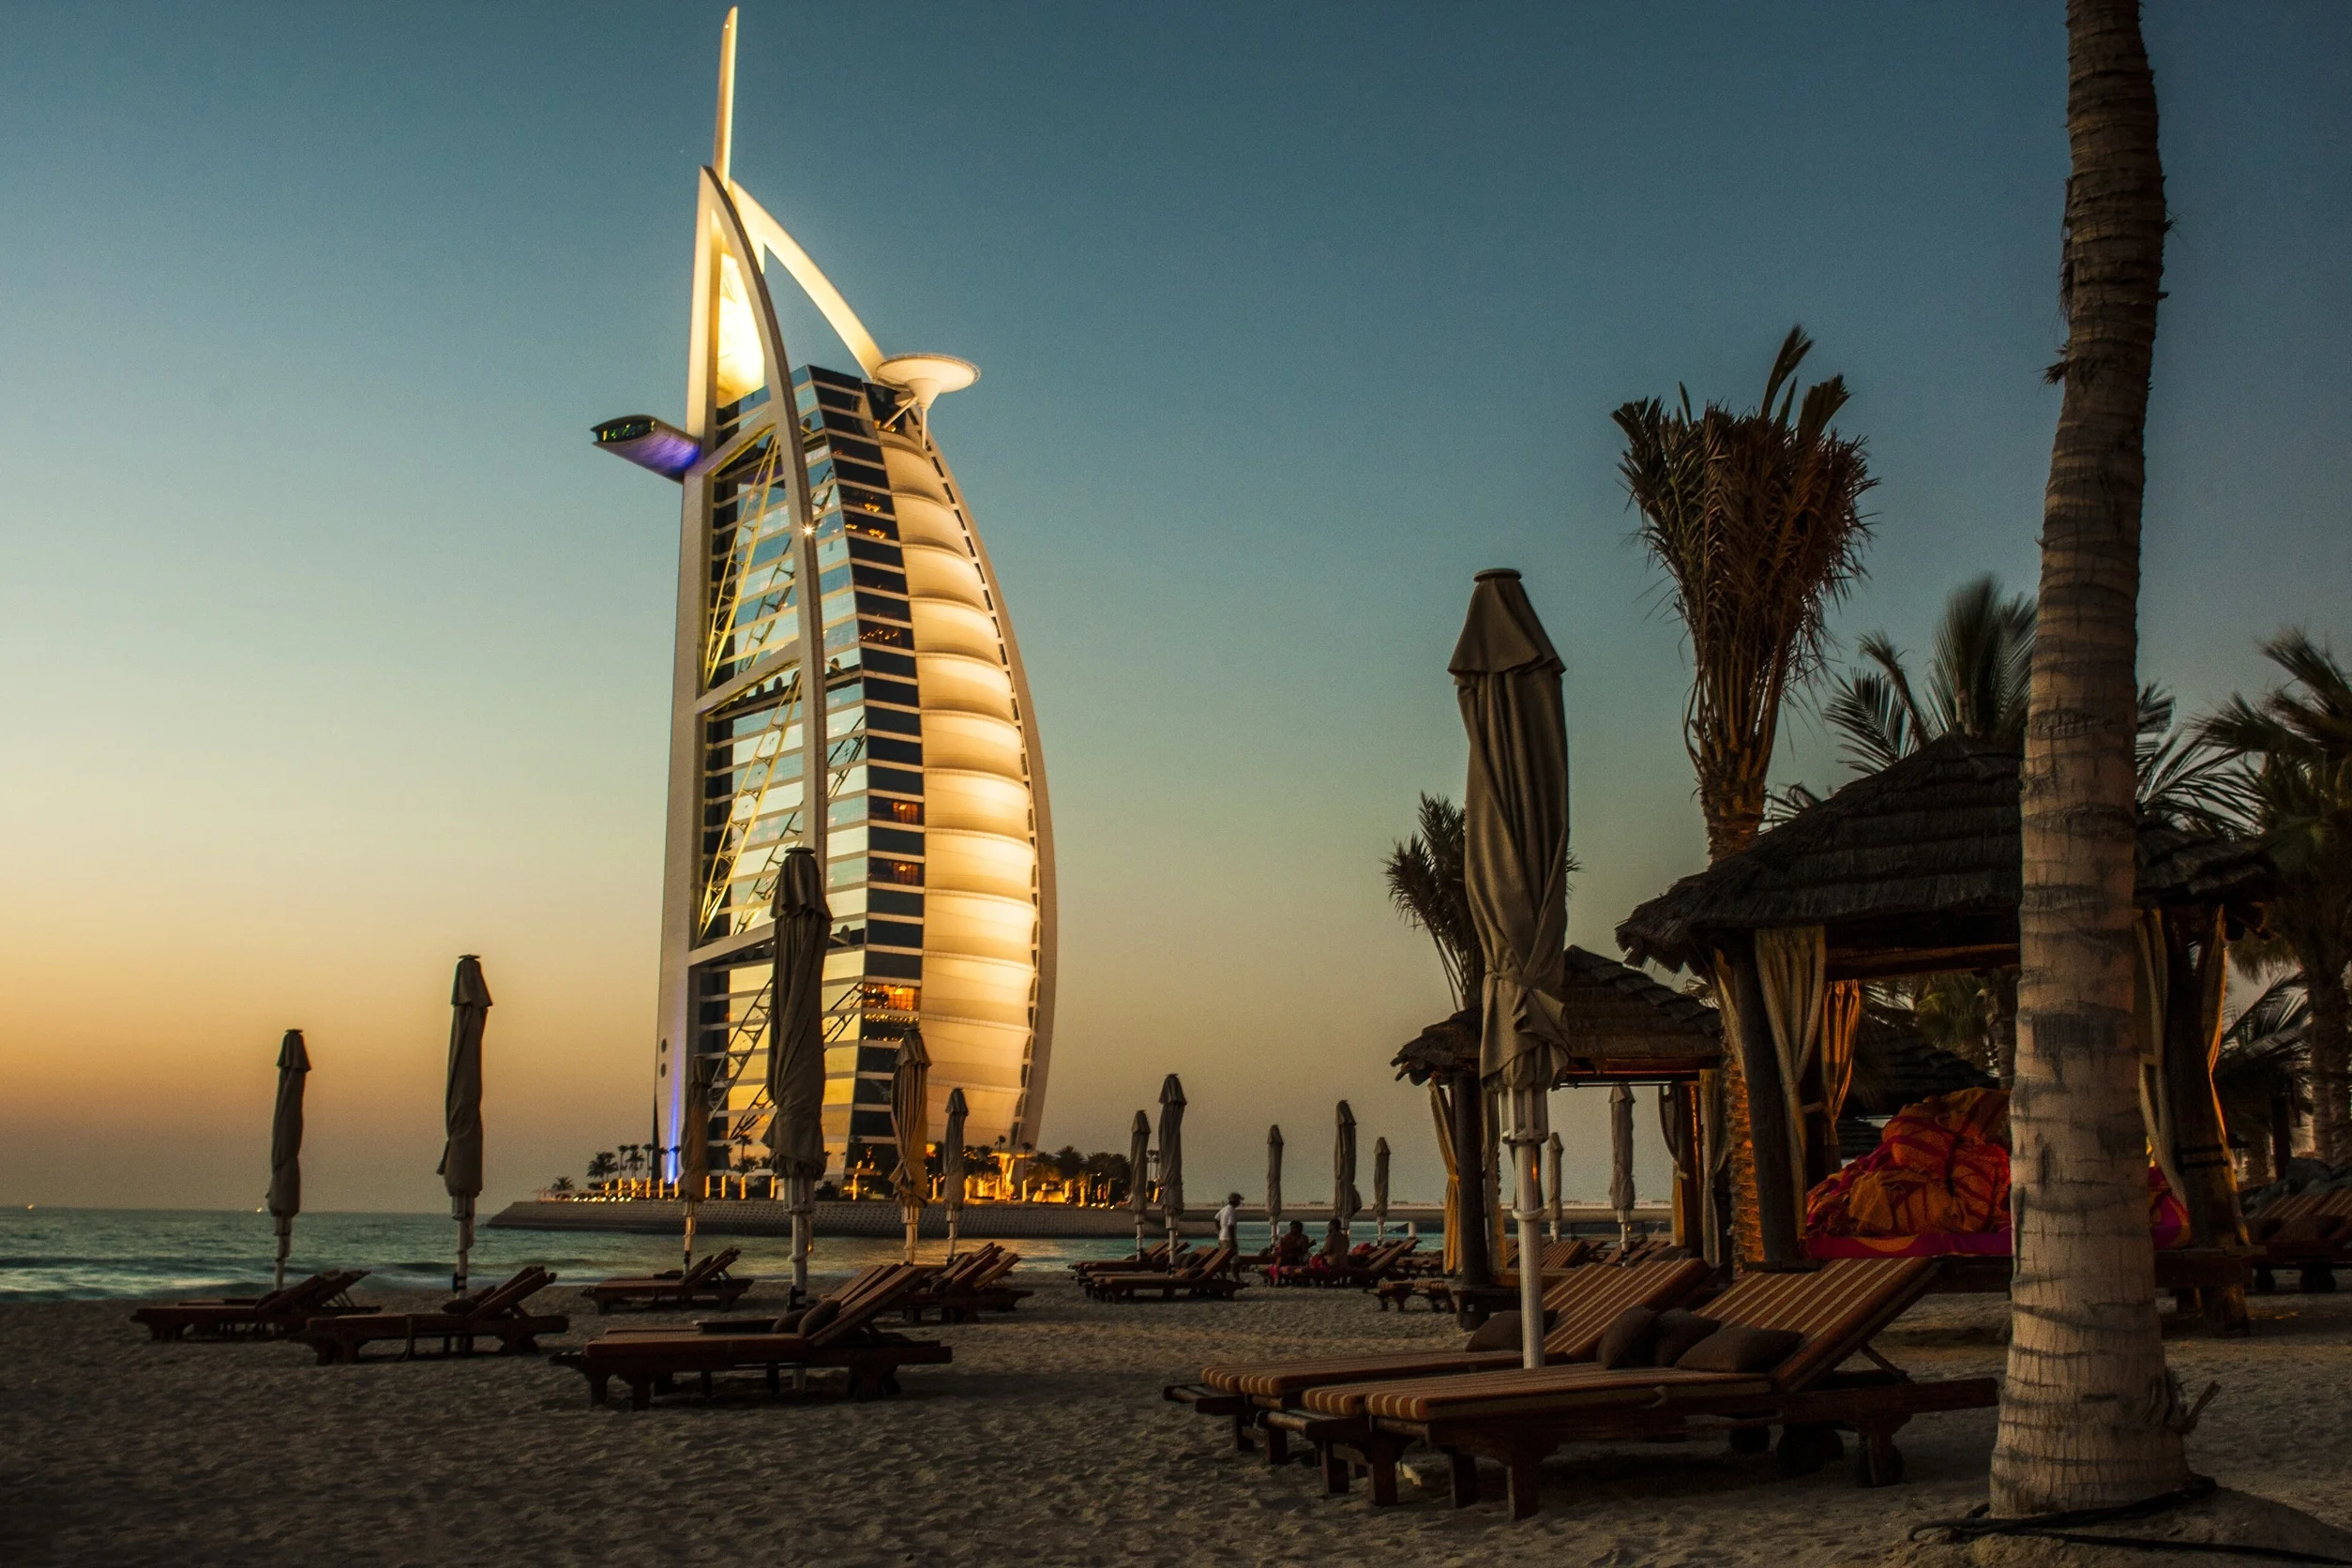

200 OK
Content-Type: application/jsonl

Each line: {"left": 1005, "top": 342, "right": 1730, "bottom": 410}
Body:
{"left": 2, "top": 3, "right": 2347, "bottom": 1215}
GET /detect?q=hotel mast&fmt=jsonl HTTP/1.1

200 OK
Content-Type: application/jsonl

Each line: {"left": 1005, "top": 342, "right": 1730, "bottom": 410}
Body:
{"left": 594, "top": 9, "right": 1056, "bottom": 1184}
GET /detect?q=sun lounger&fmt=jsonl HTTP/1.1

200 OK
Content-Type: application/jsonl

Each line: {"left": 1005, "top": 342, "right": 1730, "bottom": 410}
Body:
{"left": 1379, "top": 1239, "right": 1625, "bottom": 1313}
{"left": 2249, "top": 1190, "right": 2352, "bottom": 1293}
{"left": 895, "top": 1245, "right": 1033, "bottom": 1322}
{"left": 1088, "top": 1242, "right": 1243, "bottom": 1302}
{"left": 301, "top": 1267, "right": 570, "bottom": 1364}
{"left": 581, "top": 1246, "right": 753, "bottom": 1312}
{"left": 133, "top": 1271, "right": 374, "bottom": 1342}
{"left": 1167, "top": 1255, "right": 1713, "bottom": 1462}
{"left": 552, "top": 1262, "right": 949, "bottom": 1408}
{"left": 1266, "top": 1237, "right": 1421, "bottom": 1289}
{"left": 1074, "top": 1242, "right": 1187, "bottom": 1277}
{"left": 1274, "top": 1255, "right": 1991, "bottom": 1518}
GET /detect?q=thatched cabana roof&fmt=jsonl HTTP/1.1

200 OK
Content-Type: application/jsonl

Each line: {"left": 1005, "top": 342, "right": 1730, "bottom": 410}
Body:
{"left": 1392, "top": 945, "right": 1720, "bottom": 1086}
{"left": 1616, "top": 734, "right": 2272, "bottom": 980}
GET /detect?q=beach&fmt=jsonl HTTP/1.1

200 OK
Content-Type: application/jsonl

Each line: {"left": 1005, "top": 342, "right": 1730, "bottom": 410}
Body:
{"left": 7, "top": 1272, "right": 2350, "bottom": 1567}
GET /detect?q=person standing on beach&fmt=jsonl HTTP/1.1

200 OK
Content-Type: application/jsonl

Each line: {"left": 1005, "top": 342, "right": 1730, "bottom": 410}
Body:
{"left": 1216, "top": 1192, "right": 1243, "bottom": 1249}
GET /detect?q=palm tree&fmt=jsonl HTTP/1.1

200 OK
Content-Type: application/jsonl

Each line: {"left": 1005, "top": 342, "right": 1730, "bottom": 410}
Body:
{"left": 1383, "top": 793, "right": 1482, "bottom": 1009}
{"left": 1620, "top": 325, "right": 1875, "bottom": 1265}
{"left": 2201, "top": 630, "right": 2352, "bottom": 1164}
{"left": 586, "top": 1151, "right": 619, "bottom": 1188}
{"left": 1617, "top": 324, "right": 1876, "bottom": 862}
{"left": 1992, "top": 0, "right": 2187, "bottom": 1514}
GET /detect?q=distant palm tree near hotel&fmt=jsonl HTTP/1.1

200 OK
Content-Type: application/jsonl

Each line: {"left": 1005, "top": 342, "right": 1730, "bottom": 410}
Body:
{"left": 266, "top": 1029, "right": 309, "bottom": 1290}
{"left": 891, "top": 1025, "right": 932, "bottom": 1263}
{"left": 1617, "top": 326, "right": 1873, "bottom": 1266}
{"left": 1264, "top": 1124, "right": 1283, "bottom": 1229}
{"left": 1157, "top": 1076, "right": 1187, "bottom": 1261}
{"left": 438, "top": 956, "right": 491, "bottom": 1295}
{"left": 1126, "top": 1110, "right": 1152, "bottom": 1259}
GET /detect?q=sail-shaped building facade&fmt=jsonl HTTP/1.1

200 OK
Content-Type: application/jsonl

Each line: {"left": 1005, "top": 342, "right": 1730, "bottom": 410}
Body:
{"left": 595, "top": 12, "right": 1055, "bottom": 1184}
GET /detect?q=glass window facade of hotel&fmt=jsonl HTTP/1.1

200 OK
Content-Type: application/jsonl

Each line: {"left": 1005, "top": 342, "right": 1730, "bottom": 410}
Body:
{"left": 596, "top": 91, "right": 1055, "bottom": 1189}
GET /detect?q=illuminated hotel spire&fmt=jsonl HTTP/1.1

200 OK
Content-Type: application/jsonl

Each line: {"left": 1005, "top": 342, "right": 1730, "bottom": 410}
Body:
{"left": 594, "top": 10, "right": 1058, "bottom": 1184}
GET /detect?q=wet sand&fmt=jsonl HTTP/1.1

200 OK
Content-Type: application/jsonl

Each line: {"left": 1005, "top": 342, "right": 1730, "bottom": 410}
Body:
{"left": 4, "top": 1274, "right": 2348, "bottom": 1566}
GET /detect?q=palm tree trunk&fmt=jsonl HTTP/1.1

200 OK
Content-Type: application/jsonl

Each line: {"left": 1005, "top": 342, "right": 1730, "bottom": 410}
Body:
{"left": 2307, "top": 958, "right": 2350, "bottom": 1167}
{"left": 1992, "top": 0, "right": 2186, "bottom": 1515}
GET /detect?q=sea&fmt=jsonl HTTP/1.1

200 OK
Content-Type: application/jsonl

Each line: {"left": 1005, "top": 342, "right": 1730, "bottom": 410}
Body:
{"left": 0, "top": 1209, "right": 1334, "bottom": 1301}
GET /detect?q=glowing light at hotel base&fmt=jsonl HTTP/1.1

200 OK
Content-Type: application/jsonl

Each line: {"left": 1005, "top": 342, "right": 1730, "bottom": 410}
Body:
{"left": 595, "top": 14, "right": 1055, "bottom": 1184}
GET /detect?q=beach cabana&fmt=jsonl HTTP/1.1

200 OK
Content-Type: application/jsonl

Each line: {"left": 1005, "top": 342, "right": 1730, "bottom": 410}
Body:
{"left": 1616, "top": 734, "right": 2272, "bottom": 1317}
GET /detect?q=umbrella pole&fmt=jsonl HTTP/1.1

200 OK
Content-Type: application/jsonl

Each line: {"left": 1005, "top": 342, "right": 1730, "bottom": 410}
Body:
{"left": 274, "top": 1218, "right": 291, "bottom": 1291}
{"left": 1134, "top": 1214, "right": 1147, "bottom": 1261}
{"left": 683, "top": 1199, "right": 698, "bottom": 1272}
{"left": 789, "top": 1175, "right": 810, "bottom": 1306}
{"left": 945, "top": 1206, "right": 959, "bottom": 1262}
{"left": 904, "top": 1210, "right": 918, "bottom": 1264}
{"left": 453, "top": 1197, "right": 475, "bottom": 1297}
{"left": 1510, "top": 1093, "right": 1546, "bottom": 1371}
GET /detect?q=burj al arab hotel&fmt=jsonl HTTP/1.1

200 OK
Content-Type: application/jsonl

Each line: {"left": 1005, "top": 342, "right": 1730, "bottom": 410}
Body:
{"left": 595, "top": 10, "right": 1055, "bottom": 1183}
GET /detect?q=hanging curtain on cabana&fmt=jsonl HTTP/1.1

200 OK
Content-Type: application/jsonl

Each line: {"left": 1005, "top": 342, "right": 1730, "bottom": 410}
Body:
{"left": 2133, "top": 908, "right": 2231, "bottom": 1216}
{"left": 1696, "top": 1065, "right": 1730, "bottom": 1269}
{"left": 1821, "top": 979, "right": 1864, "bottom": 1132}
{"left": 1755, "top": 926, "right": 1827, "bottom": 1236}
{"left": 1427, "top": 1083, "right": 1460, "bottom": 1273}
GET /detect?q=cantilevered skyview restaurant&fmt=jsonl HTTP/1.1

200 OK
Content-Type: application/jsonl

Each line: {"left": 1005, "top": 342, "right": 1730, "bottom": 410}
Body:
{"left": 1615, "top": 733, "right": 2275, "bottom": 1324}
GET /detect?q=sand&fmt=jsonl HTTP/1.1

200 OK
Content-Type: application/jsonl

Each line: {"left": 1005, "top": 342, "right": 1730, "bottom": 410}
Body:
{"left": 3, "top": 1276, "right": 2349, "bottom": 1567}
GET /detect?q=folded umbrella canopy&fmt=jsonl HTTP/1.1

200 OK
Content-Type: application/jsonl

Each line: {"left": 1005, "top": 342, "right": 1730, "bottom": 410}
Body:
{"left": 679, "top": 1053, "right": 715, "bottom": 1270}
{"left": 1372, "top": 1136, "right": 1391, "bottom": 1238}
{"left": 1158, "top": 1075, "right": 1187, "bottom": 1259}
{"left": 891, "top": 1025, "right": 933, "bottom": 1262}
{"left": 942, "top": 1087, "right": 969, "bottom": 1259}
{"left": 1265, "top": 1124, "right": 1284, "bottom": 1229}
{"left": 267, "top": 1030, "right": 309, "bottom": 1290}
{"left": 439, "top": 957, "right": 491, "bottom": 1295}
{"left": 1332, "top": 1100, "right": 1360, "bottom": 1250}
{"left": 1610, "top": 1083, "right": 1637, "bottom": 1256}
{"left": 1452, "top": 568, "right": 1572, "bottom": 1368}
{"left": 766, "top": 847, "right": 829, "bottom": 1301}
{"left": 1126, "top": 1109, "right": 1153, "bottom": 1259}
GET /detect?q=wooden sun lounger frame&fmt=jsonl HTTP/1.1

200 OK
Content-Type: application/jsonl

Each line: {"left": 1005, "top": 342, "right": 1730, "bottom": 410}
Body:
{"left": 1087, "top": 1242, "right": 1243, "bottom": 1302}
{"left": 582, "top": 1246, "right": 754, "bottom": 1312}
{"left": 1270, "top": 1257, "right": 1995, "bottom": 1520}
{"left": 2248, "top": 1190, "right": 2352, "bottom": 1292}
{"left": 302, "top": 1267, "right": 570, "bottom": 1364}
{"left": 1072, "top": 1241, "right": 1188, "bottom": 1277}
{"left": 1166, "top": 1256, "right": 1715, "bottom": 1465}
{"left": 555, "top": 1262, "right": 949, "bottom": 1409}
{"left": 1263, "top": 1237, "right": 1420, "bottom": 1289}
{"left": 133, "top": 1271, "right": 374, "bottom": 1342}
{"left": 897, "top": 1245, "right": 1033, "bottom": 1323}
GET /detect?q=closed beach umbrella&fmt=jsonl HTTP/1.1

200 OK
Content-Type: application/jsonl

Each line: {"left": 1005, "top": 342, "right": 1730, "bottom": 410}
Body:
{"left": 1545, "top": 1129, "right": 1564, "bottom": 1241}
{"left": 1126, "top": 1109, "right": 1153, "bottom": 1259}
{"left": 1609, "top": 1083, "right": 1637, "bottom": 1255}
{"left": 439, "top": 956, "right": 491, "bottom": 1295}
{"left": 942, "top": 1088, "right": 969, "bottom": 1259}
{"left": 890, "top": 1025, "right": 932, "bottom": 1262}
{"left": 1265, "top": 1124, "right": 1284, "bottom": 1228}
{"left": 1452, "top": 569, "right": 1571, "bottom": 1367}
{"left": 679, "top": 1053, "right": 714, "bottom": 1269}
{"left": 1372, "top": 1137, "right": 1391, "bottom": 1237}
{"left": 1333, "top": 1100, "right": 1360, "bottom": 1243}
{"left": 766, "top": 847, "right": 829, "bottom": 1299}
{"left": 1157, "top": 1074, "right": 1186, "bottom": 1258}
{"left": 267, "top": 1029, "right": 309, "bottom": 1290}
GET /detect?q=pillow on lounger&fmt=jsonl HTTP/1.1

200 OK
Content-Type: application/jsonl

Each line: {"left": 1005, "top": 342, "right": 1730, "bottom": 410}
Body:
{"left": 796, "top": 1299, "right": 839, "bottom": 1335}
{"left": 1596, "top": 1305, "right": 1663, "bottom": 1368}
{"left": 770, "top": 1308, "right": 807, "bottom": 1333}
{"left": 1462, "top": 1309, "right": 1556, "bottom": 1351}
{"left": 1675, "top": 1323, "right": 1802, "bottom": 1374}
{"left": 1649, "top": 1309, "right": 1722, "bottom": 1366}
